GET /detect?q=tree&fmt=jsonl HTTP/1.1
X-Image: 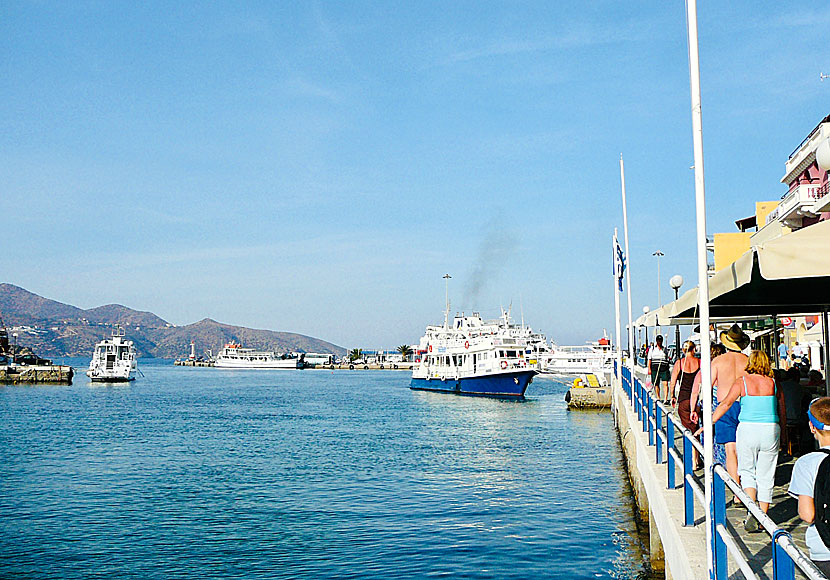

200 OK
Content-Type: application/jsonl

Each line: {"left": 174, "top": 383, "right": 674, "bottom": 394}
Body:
{"left": 397, "top": 344, "right": 413, "bottom": 360}
{"left": 349, "top": 348, "right": 363, "bottom": 362}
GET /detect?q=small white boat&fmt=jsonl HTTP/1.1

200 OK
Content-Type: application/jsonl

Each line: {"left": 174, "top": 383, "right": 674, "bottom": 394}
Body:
{"left": 87, "top": 327, "right": 137, "bottom": 382}
{"left": 213, "top": 342, "right": 303, "bottom": 369}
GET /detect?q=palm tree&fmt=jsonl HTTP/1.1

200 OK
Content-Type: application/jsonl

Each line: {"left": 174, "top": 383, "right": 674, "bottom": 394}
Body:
{"left": 349, "top": 348, "right": 363, "bottom": 362}
{"left": 397, "top": 344, "right": 413, "bottom": 361}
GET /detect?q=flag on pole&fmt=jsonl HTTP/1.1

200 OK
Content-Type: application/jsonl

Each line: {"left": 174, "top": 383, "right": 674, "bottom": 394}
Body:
{"left": 614, "top": 236, "right": 626, "bottom": 292}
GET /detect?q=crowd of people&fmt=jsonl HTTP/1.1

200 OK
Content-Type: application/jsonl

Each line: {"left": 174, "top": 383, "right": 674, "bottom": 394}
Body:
{"left": 641, "top": 325, "right": 830, "bottom": 571}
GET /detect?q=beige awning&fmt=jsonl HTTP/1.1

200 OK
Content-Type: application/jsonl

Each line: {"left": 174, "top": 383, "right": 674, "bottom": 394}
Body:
{"left": 667, "top": 220, "right": 830, "bottom": 320}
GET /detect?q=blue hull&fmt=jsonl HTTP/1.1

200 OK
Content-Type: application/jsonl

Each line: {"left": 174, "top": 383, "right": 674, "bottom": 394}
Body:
{"left": 410, "top": 370, "right": 536, "bottom": 398}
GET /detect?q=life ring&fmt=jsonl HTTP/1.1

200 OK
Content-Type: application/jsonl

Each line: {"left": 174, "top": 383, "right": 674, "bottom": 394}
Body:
{"left": 428, "top": 345, "right": 433, "bottom": 352}
{"left": 379, "top": 364, "right": 384, "bottom": 369}
{"left": 364, "top": 365, "right": 369, "bottom": 370}
{"left": 349, "top": 364, "right": 354, "bottom": 370}
{"left": 393, "top": 364, "right": 398, "bottom": 369}
{"left": 464, "top": 341, "right": 469, "bottom": 349}
{"left": 500, "top": 361, "right": 508, "bottom": 370}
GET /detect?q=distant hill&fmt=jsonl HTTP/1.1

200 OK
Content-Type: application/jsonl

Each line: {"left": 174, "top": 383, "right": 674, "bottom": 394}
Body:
{"left": 0, "top": 283, "right": 346, "bottom": 358}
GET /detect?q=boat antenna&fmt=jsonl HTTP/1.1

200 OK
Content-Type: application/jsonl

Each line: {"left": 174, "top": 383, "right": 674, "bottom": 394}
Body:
{"left": 443, "top": 274, "right": 452, "bottom": 328}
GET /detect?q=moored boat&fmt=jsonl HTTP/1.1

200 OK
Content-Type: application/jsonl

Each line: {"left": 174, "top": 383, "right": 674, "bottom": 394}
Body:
{"left": 213, "top": 342, "right": 303, "bottom": 369}
{"left": 540, "top": 332, "right": 615, "bottom": 376}
{"left": 87, "top": 327, "right": 137, "bottom": 382}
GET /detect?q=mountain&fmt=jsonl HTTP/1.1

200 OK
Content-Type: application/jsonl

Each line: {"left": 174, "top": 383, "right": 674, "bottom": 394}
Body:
{"left": 0, "top": 284, "right": 346, "bottom": 358}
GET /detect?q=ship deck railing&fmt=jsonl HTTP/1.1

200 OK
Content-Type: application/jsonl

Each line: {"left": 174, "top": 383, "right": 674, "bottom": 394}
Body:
{"left": 615, "top": 361, "right": 825, "bottom": 579}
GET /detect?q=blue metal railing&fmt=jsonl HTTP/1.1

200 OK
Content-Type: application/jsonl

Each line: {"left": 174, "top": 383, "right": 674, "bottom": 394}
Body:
{"left": 613, "top": 360, "right": 824, "bottom": 579}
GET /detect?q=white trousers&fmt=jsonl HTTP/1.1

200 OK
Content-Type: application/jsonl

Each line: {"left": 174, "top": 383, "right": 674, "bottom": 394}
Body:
{"left": 736, "top": 422, "right": 780, "bottom": 504}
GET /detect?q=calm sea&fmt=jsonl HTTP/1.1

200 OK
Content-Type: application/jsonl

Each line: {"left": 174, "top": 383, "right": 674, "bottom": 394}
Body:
{"left": 0, "top": 360, "right": 649, "bottom": 579}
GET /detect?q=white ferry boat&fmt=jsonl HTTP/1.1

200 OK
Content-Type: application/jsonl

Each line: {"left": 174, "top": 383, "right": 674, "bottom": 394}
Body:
{"left": 214, "top": 342, "right": 303, "bottom": 369}
{"left": 496, "top": 307, "right": 551, "bottom": 368}
{"left": 410, "top": 309, "right": 537, "bottom": 397}
{"left": 87, "top": 327, "right": 137, "bottom": 382}
{"left": 540, "top": 332, "right": 615, "bottom": 376}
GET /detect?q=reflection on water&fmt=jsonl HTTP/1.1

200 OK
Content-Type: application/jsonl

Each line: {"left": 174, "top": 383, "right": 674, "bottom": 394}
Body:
{"left": 0, "top": 362, "right": 650, "bottom": 579}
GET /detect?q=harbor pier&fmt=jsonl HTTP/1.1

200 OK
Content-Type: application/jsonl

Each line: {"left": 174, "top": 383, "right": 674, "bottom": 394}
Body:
{"left": 0, "top": 364, "right": 74, "bottom": 385}
{"left": 613, "top": 363, "right": 823, "bottom": 579}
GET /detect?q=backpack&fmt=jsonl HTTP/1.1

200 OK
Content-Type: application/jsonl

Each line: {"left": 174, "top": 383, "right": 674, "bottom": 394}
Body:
{"left": 814, "top": 449, "right": 830, "bottom": 548}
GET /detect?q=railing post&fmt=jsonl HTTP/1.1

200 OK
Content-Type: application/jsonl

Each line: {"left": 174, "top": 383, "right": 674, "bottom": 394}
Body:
{"left": 648, "top": 395, "right": 655, "bottom": 445}
{"left": 666, "top": 416, "right": 675, "bottom": 488}
{"left": 654, "top": 403, "right": 671, "bottom": 465}
{"left": 712, "top": 468, "right": 728, "bottom": 580}
{"left": 772, "top": 530, "right": 796, "bottom": 580}
{"left": 683, "top": 434, "right": 694, "bottom": 526}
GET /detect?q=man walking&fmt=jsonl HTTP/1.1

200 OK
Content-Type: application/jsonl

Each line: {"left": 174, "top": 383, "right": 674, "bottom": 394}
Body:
{"left": 691, "top": 324, "right": 750, "bottom": 484}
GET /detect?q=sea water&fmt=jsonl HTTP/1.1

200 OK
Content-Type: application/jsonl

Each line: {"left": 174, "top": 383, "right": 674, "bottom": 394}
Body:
{"left": 0, "top": 360, "right": 650, "bottom": 579}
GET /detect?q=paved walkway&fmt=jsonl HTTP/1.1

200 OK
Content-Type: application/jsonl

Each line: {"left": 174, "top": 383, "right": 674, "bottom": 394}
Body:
{"left": 683, "top": 435, "right": 812, "bottom": 579}
{"left": 627, "top": 366, "right": 818, "bottom": 578}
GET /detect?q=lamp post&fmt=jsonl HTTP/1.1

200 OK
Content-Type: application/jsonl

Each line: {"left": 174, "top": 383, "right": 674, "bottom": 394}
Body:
{"left": 12, "top": 333, "right": 17, "bottom": 364}
{"left": 670, "top": 275, "right": 684, "bottom": 360}
{"left": 642, "top": 306, "right": 650, "bottom": 364}
{"left": 653, "top": 251, "right": 664, "bottom": 334}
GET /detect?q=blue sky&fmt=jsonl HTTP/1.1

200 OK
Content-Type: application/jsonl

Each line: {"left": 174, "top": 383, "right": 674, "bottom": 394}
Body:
{"left": 2, "top": 2, "right": 829, "bottom": 349}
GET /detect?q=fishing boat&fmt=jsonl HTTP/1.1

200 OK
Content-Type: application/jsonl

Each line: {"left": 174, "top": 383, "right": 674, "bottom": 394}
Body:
{"left": 87, "top": 326, "right": 137, "bottom": 382}
{"left": 540, "top": 332, "right": 615, "bottom": 376}
{"left": 213, "top": 342, "right": 303, "bottom": 369}
{"left": 410, "top": 308, "right": 538, "bottom": 397}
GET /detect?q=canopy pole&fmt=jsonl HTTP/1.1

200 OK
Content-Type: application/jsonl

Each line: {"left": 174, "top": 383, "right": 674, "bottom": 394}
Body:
{"left": 684, "top": 0, "right": 714, "bottom": 576}
{"left": 773, "top": 314, "right": 779, "bottom": 368}
{"left": 823, "top": 309, "right": 829, "bottom": 397}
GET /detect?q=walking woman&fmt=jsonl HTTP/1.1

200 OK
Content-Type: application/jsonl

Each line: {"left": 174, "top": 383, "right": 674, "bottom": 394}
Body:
{"left": 711, "top": 350, "right": 786, "bottom": 531}
{"left": 671, "top": 341, "right": 701, "bottom": 467}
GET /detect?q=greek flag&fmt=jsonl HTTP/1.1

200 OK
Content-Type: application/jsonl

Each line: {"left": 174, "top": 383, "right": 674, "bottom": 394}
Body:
{"left": 614, "top": 237, "right": 626, "bottom": 292}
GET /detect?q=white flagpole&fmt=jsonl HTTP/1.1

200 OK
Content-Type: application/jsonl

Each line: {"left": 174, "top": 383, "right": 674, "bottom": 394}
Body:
{"left": 620, "top": 156, "right": 635, "bottom": 370}
{"left": 685, "top": 0, "right": 714, "bottom": 575}
{"left": 614, "top": 228, "right": 623, "bottom": 393}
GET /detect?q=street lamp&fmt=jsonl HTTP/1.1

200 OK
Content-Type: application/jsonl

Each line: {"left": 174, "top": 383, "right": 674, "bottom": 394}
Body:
{"left": 653, "top": 251, "right": 664, "bottom": 334}
{"left": 670, "top": 275, "right": 684, "bottom": 360}
{"left": 642, "top": 306, "right": 650, "bottom": 361}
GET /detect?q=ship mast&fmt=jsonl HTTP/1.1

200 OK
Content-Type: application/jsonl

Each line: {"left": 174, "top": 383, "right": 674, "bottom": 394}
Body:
{"left": 443, "top": 274, "right": 452, "bottom": 329}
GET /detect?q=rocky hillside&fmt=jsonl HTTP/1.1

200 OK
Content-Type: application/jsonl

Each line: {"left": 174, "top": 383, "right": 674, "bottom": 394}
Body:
{"left": 0, "top": 283, "right": 345, "bottom": 358}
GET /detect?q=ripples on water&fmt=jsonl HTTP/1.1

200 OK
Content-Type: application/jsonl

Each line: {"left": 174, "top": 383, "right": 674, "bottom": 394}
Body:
{"left": 0, "top": 361, "right": 649, "bottom": 579}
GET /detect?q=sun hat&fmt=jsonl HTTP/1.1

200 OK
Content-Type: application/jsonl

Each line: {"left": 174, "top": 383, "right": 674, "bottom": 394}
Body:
{"left": 720, "top": 324, "right": 750, "bottom": 352}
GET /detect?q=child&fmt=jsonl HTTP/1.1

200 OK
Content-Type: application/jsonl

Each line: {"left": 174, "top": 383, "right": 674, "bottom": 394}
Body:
{"left": 789, "top": 397, "right": 830, "bottom": 574}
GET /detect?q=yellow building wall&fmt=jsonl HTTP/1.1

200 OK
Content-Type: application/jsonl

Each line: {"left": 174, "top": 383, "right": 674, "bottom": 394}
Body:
{"left": 713, "top": 232, "right": 751, "bottom": 271}
{"left": 755, "top": 201, "right": 779, "bottom": 228}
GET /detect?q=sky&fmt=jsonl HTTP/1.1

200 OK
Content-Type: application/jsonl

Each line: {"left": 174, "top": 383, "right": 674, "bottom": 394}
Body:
{"left": 2, "top": 1, "right": 829, "bottom": 350}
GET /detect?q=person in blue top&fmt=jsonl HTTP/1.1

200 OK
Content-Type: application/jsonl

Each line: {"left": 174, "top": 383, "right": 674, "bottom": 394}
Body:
{"left": 789, "top": 397, "right": 830, "bottom": 574}
{"left": 778, "top": 341, "right": 789, "bottom": 369}
{"left": 710, "top": 350, "right": 786, "bottom": 531}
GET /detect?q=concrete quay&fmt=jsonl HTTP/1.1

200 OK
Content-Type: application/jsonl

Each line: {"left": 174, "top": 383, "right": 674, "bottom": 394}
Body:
{"left": 0, "top": 364, "right": 74, "bottom": 385}
{"left": 613, "top": 370, "right": 817, "bottom": 579}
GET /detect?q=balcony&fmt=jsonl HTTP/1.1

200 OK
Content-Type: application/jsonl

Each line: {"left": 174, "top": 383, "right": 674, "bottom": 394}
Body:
{"left": 811, "top": 183, "right": 830, "bottom": 213}
{"left": 765, "top": 182, "right": 829, "bottom": 227}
